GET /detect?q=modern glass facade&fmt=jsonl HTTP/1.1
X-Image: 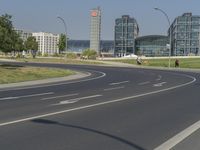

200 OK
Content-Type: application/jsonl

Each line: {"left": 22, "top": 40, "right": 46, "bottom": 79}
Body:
{"left": 68, "top": 40, "right": 114, "bottom": 53}
{"left": 170, "top": 13, "right": 200, "bottom": 56}
{"left": 90, "top": 7, "right": 101, "bottom": 54}
{"left": 135, "top": 35, "right": 169, "bottom": 57}
{"left": 114, "top": 15, "right": 139, "bottom": 57}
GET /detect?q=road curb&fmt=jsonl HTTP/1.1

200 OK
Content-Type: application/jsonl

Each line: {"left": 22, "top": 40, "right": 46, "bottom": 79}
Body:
{"left": 0, "top": 71, "right": 90, "bottom": 89}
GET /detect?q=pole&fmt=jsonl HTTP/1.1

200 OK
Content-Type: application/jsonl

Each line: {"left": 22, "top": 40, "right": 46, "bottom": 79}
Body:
{"left": 154, "top": 8, "right": 171, "bottom": 68}
{"left": 57, "top": 16, "right": 67, "bottom": 52}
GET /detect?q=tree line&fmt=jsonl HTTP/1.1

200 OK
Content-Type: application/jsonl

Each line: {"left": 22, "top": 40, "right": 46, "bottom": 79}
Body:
{"left": 0, "top": 13, "right": 97, "bottom": 59}
{"left": 0, "top": 14, "right": 38, "bottom": 57}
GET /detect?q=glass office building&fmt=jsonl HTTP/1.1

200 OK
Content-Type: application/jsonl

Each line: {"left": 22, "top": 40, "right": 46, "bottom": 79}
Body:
{"left": 114, "top": 15, "right": 139, "bottom": 57}
{"left": 68, "top": 40, "right": 114, "bottom": 53}
{"left": 169, "top": 13, "right": 200, "bottom": 56}
{"left": 135, "top": 35, "right": 169, "bottom": 57}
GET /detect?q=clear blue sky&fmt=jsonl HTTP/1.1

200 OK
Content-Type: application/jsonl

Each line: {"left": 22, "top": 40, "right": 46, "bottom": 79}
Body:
{"left": 1, "top": 0, "right": 200, "bottom": 40}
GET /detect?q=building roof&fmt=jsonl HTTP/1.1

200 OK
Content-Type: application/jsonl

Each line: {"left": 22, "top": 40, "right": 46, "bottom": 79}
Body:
{"left": 136, "top": 35, "right": 168, "bottom": 41}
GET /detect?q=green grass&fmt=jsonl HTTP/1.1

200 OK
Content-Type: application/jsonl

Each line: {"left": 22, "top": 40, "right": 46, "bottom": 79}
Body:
{"left": 111, "top": 58, "right": 200, "bottom": 69}
{"left": 0, "top": 64, "right": 75, "bottom": 84}
{"left": 17, "top": 57, "right": 104, "bottom": 65}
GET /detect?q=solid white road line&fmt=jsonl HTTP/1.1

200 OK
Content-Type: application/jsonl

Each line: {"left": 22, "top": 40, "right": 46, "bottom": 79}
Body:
{"left": 56, "top": 95, "right": 102, "bottom": 105}
{"left": 0, "top": 73, "right": 196, "bottom": 128}
{"left": 138, "top": 81, "right": 150, "bottom": 85}
{"left": 104, "top": 86, "right": 124, "bottom": 91}
{"left": 0, "top": 70, "right": 106, "bottom": 92}
{"left": 109, "top": 81, "right": 130, "bottom": 85}
{"left": 154, "top": 120, "right": 200, "bottom": 150}
{"left": 41, "top": 93, "right": 79, "bottom": 100}
{"left": 0, "top": 92, "right": 54, "bottom": 101}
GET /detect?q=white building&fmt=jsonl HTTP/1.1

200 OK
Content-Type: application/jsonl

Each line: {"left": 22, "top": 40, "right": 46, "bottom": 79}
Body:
{"left": 32, "top": 32, "right": 60, "bottom": 55}
{"left": 15, "top": 29, "right": 32, "bottom": 42}
{"left": 90, "top": 7, "right": 101, "bottom": 54}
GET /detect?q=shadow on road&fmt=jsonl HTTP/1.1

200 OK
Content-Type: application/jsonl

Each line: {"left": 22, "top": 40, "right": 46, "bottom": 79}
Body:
{"left": 31, "top": 118, "right": 147, "bottom": 150}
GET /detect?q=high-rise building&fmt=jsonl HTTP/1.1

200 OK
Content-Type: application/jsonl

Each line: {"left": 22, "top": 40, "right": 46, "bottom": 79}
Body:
{"left": 170, "top": 13, "right": 200, "bottom": 56}
{"left": 114, "top": 15, "right": 139, "bottom": 57}
{"left": 90, "top": 7, "right": 101, "bottom": 54}
{"left": 32, "top": 32, "right": 60, "bottom": 55}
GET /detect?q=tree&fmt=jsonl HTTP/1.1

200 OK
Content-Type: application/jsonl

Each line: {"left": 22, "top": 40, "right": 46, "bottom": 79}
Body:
{"left": 58, "top": 34, "right": 66, "bottom": 53}
{"left": 24, "top": 36, "right": 38, "bottom": 58}
{"left": 12, "top": 31, "right": 24, "bottom": 52}
{"left": 0, "top": 14, "right": 15, "bottom": 53}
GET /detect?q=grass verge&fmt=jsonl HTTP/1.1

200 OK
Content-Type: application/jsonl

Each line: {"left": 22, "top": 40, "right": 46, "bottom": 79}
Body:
{"left": 16, "top": 57, "right": 104, "bottom": 65}
{"left": 110, "top": 58, "right": 200, "bottom": 69}
{"left": 0, "top": 64, "right": 75, "bottom": 84}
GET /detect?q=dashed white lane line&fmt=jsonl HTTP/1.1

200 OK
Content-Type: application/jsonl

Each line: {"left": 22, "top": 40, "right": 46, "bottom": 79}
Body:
{"left": 153, "top": 82, "right": 167, "bottom": 87}
{"left": 109, "top": 81, "right": 130, "bottom": 85}
{"left": 0, "top": 73, "right": 196, "bottom": 130}
{"left": 138, "top": 81, "right": 150, "bottom": 85}
{"left": 41, "top": 93, "right": 79, "bottom": 100}
{"left": 154, "top": 120, "right": 200, "bottom": 150}
{"left": 0, "top": 92, "right": 54, "bottom": 101}
{"left": 52, "top": 95, "right": 102, "bottom": 105}
{"left": 104, "top": 86, "right": 124, "bottom": 91}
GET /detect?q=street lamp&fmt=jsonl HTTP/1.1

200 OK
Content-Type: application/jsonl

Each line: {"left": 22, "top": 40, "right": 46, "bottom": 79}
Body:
{"left": 57, "top": 16, "right": 67, "bottom": 52}
{"left": 154, "top": 8, "right": 171, "bottom": 68}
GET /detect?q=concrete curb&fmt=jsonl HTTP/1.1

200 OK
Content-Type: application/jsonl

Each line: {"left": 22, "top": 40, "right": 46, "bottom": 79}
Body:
{"left": 0, "top": 72, "right": 90, "bottom": 89}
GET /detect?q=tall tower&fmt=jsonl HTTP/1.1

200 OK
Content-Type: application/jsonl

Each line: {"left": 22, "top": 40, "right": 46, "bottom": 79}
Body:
{"left": 90, "top": 7, "right": 101, "bottom": 54}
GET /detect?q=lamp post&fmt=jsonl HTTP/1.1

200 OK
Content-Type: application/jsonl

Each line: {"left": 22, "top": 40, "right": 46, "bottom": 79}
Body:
{"left": 57, "top": 16, "right": 67, "bottom": 52}
{"left": 154, "top": 8, "right": 171, "bottom": 68}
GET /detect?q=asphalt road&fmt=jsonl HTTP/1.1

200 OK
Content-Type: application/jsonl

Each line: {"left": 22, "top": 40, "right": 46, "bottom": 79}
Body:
{"left": 0, "top": 62, "right": 200, "bottom": 150}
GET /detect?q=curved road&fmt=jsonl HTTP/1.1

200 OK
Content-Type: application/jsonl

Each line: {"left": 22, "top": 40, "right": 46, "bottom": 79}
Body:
{"left": 0, "top": 62, "right": 200, "bottom": 150}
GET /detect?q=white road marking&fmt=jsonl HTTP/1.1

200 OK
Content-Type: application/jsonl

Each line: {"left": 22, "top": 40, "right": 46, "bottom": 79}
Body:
{"left": 154, "top": 120, "right": 200, "bottom": 150}
{"left": 153, "top": 82, "right": 167, "bottom": 87}
{"left": 104, "top": 86, "right": 124, "bottom": 91}
{"left": 138, "top": 81, "right": 150, "bottom": 85}
{"left": 109, "top": 81, "right": 129, "bottom": 85}
{"left": 53, "top": 95, "right": 102, "bottom": 105}
{"left": 0, "top": 92, "right": 54, "bottom": 101}
{"left": 42, "top": 93, "right": 79, "bottom": 100}
{"left": 0, "top": 73, "right": 196, "bottom": 129}
{"left": 156, "top": 75, "right": 162, "bottom": 81}
{"left": 0, "top": 70, "right": 106, "bottom": 91}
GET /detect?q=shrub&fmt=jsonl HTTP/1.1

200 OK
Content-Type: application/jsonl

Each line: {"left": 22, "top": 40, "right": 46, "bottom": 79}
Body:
{"left": 82, "top": 49, "right": 97, "bottom": 60}
{"left": 66, "top": 53, "right": 77, "bottom": 59}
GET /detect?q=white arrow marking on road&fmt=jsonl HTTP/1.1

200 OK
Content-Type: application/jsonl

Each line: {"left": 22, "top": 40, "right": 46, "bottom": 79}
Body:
{"left": 0, "top": 73, "right": 196, "bottom": 127}
{"left": 153, "top": 82, "right": 167, "bottom": 87}
{"left": 156, "top": 75, "right": 162, "bottom": 81}
{"left": 53, "top": 95, "right": 102, "bottom": 105}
